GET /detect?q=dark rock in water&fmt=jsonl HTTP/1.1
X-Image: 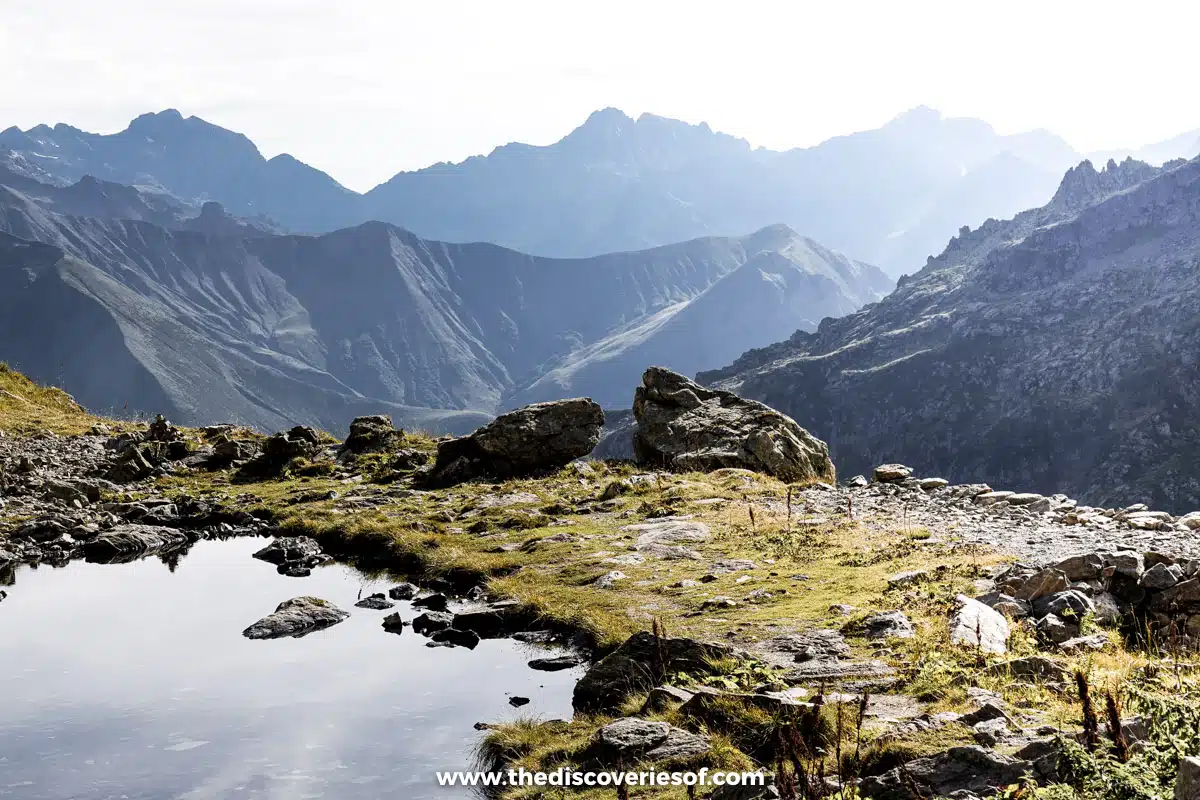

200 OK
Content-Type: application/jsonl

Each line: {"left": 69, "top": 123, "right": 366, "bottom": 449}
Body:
{"left": 242, "top": 597, "right": 350, "bottom": 640}
{"left": 0, "top": 589, "right": 6, "bottom": 603}
{"left": 430, "top": 628, "right": 481, "bottom": 649}
{"left": 631, "top": 367, "right": 835, "bottom": 484}
{"left": 279, "top": 564, "right": 312, "bottom": 577}
{"left": 412, "top": 611, "right": 454, "bottom": 634}
{"left": 338, "top": 415, "right": 403, "bottom": 459}
{"left": 858, "top": 745, "right": 1031, "bottom": 799}
{"left": 581, "top": 718, "right": 711, "bottom": 766}
{"left": 453, "top": 601, "right": 536, "bottom": 638}
{"left": 528, "top": 654, "right": 585, "bottom": 672}
{"left": 573, "top": 630, "right": 735, "bottom": 713}
{"left": 425, "top": 399, "right": 604, "bottom": 487}
{"left": 412, "top": 593, "right": 449, "bottom": 612}
{"left": 83, "top": 524, "right": 189, "bottom": 563}
{"left": 508, "top": 696, "right": 530, "bottom": 708}
{"left": 382, "top": 613, "right": 406, "bottom": 633}
{"left": 387, "top": 583, "right": 419, "bottom": 600}
{"left": 355, "top": 593, "right": 395, "bottom": 610}
{"left": 253, "top": 536, "right": 323, "bottom": 566}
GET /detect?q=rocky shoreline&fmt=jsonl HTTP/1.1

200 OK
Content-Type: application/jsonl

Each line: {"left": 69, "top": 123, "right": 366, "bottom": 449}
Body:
{"left": 6, "top": 368, "right": 1200, "bottom": 798}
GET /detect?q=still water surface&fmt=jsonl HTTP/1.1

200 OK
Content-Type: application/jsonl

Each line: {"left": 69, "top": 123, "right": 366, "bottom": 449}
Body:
{"left": 0, "top": 538, "right": 581, "bottom": 799}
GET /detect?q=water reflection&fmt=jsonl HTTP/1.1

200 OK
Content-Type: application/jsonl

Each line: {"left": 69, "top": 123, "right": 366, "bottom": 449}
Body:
{"left": 0, "top": 539, "right": 581, "bottom": 799}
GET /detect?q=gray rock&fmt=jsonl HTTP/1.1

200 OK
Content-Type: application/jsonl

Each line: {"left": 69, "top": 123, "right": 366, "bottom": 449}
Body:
{"left": 354, "top": 593, "right": 395, "bottom": 610}
{"left": 859, "top": 610, "right": 916, "bottom": 640}
{"left": 388, "top": 583, "right": 419, "bottom": 600}
{"left": 1014, "top": 568, "right": 1070, "bottom": 602}
{"left": 426, "top": 398, "right": 604, "bottom": 487}
{"left": 641, "top": 686, "right": 696, "bottom": 713}
{"left": 430, "top": 628, "right": 481, "bottom": 649}
{"left": 1108, "top": 551, "right": 1145, "bottom": 580}
{"left": 584, "top": 718, "right": 710, "bottom": 766}
{"left": 411, "top": 611, "right": 454, "bottom": 634}
{"left": 858, "top": 746, "right": 1031, "bottom": 800}
{"left": 1035, "top": 613, "right": 1079, "bottom": 644}
{"left": 846, "top": 474, "right": 869, "bottom": 488}
{"left": 573, "top": 631, "right": 734, "bottom": 713}
{"left": 252, "top": 536, "right": 323, "bottom": 566}
{"left": 338, "top": 415, "right": 403, "bottom": 457}
{"left": 242, "top": 597, "right": 350, "bottom": 639}
{"left": 950, "top": 594, "right": 1009, "bottom": 654}
{"left": 1142, "top": 562, "right": 1184, "bottom": 590}
{"left": 1055, "top": 553, "right": 1105, "bottom": 581}
{"left": 528, "top": 654, "right": 585, "bottom": 672}
{"left": 1033, "top": 590, "right": 1094, "bottom": 619}
{"left": 82, "top": 524, "right": 188, "bottom": 563}
{"left": 1178, "top": 756, "right": 1200, "bottom": 800}
{"left": 873, "top": 464, "right": 913, "bottom": 483}
{"left": 631, "top": 367, "right": 835, "bottom": 484}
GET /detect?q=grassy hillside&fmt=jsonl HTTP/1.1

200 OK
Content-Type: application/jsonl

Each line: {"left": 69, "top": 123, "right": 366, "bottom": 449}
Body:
{"left": 0, "top": 362, "right": 99, "bottom": 435}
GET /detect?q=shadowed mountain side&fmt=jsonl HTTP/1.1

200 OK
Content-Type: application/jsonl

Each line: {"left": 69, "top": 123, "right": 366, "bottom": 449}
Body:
{"left": 701, "top": 156, "right": 1200, "bottom": 511}
{"left": 0, "top": 175, "right": 889, "bottom": 433}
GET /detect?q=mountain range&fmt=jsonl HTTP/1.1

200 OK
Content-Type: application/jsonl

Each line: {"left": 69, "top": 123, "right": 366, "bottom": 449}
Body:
{"left": 0, "top": 167, "right": 889, "bottom": 433}
{"left": 10, "top": 107, "right": 1197, "bottom": 277}
{"left": 702, "top": 154, "right": 1200, "bottom": 511}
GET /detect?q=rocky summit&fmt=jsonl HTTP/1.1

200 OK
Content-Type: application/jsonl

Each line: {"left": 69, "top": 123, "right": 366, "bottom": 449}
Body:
{"left": 703, "top": 155, "right": 1200, "bottom": 511}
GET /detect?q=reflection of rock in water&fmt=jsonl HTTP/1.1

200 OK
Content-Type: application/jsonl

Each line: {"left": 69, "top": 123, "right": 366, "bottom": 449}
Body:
{"left": 159, "top": 545, "right": 194, "bottom": 573}
{"left": 0, "top": 564, "right": 15, "bottom": 587}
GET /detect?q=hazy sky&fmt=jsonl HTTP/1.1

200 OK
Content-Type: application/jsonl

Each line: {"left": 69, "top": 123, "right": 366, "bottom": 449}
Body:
{"left": 3, "top": 0, "right": 1198, "bottom": 192}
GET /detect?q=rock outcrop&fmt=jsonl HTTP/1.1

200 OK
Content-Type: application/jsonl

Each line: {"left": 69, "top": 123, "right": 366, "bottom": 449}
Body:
{"left": 631, "top": 367, "right": 834, "bottom": 484}
{"left": 573, "top": 631, "right": 735, "bottom": 713}
{"left": 425, "top": 399, "right": 604, "bottom": 487}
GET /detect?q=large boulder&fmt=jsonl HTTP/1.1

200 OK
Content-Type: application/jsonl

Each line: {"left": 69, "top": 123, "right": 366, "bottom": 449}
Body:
{"left": 950, "top": 595, "right": 1010, "bottom": 654}
{"left": 338, "top": 415, "right": 403, "bottom": 459}
{"left": 573, "top": 630, "right": 735, "bottom": 713}
{"left": 631, "top": 367, "right": 834, "bottom": 484}
{"left": 425, "top": 399, "right": 604, "bottom": 487}
{"left": 238, "top": 426, "right": 323, "bottom": 477}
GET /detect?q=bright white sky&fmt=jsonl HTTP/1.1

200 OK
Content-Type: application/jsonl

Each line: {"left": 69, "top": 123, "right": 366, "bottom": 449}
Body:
{"left": 3, "top": 0, "right": 1197, "bottom": 192}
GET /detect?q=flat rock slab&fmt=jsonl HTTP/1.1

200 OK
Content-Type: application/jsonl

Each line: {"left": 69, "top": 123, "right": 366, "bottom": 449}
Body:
{"left": 83, "top": 524, "right": 189, "bottom": 563}
{"left": 243, "top": 597, "right": 350, "bottom": 640}
{"left": 584, "top": 718, "right": 711, "bottom": 766}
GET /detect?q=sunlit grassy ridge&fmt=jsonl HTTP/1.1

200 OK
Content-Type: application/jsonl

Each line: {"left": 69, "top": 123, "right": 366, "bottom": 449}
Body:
{"left": 0, "top": 362, "right": 105, "bottom": 436}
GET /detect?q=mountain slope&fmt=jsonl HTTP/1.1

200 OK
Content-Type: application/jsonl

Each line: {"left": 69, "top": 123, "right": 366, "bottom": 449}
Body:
{"left": 4, "top": 107, "right": 1083, "bottom": 276}
{"left": 0, "top": 174, "right": 888, "bottom": 432}
{"left": 701, "top": 156, "right": 1200, "bottom": 511}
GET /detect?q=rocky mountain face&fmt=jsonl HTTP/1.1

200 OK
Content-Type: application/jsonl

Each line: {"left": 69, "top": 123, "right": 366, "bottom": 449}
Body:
{"left": 0, "top": 171, "right": 888, "bottom": 432}
{"left": 701, "top": 156, "right": 1200, "bottom": 511}
{"left": 3, "top": 107, "right": 1081, "bottom": 276}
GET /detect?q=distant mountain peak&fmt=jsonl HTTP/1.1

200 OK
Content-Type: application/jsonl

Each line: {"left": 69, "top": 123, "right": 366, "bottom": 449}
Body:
{"left": 1050, "top": 156, "right": 1157, "bottom": 211}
